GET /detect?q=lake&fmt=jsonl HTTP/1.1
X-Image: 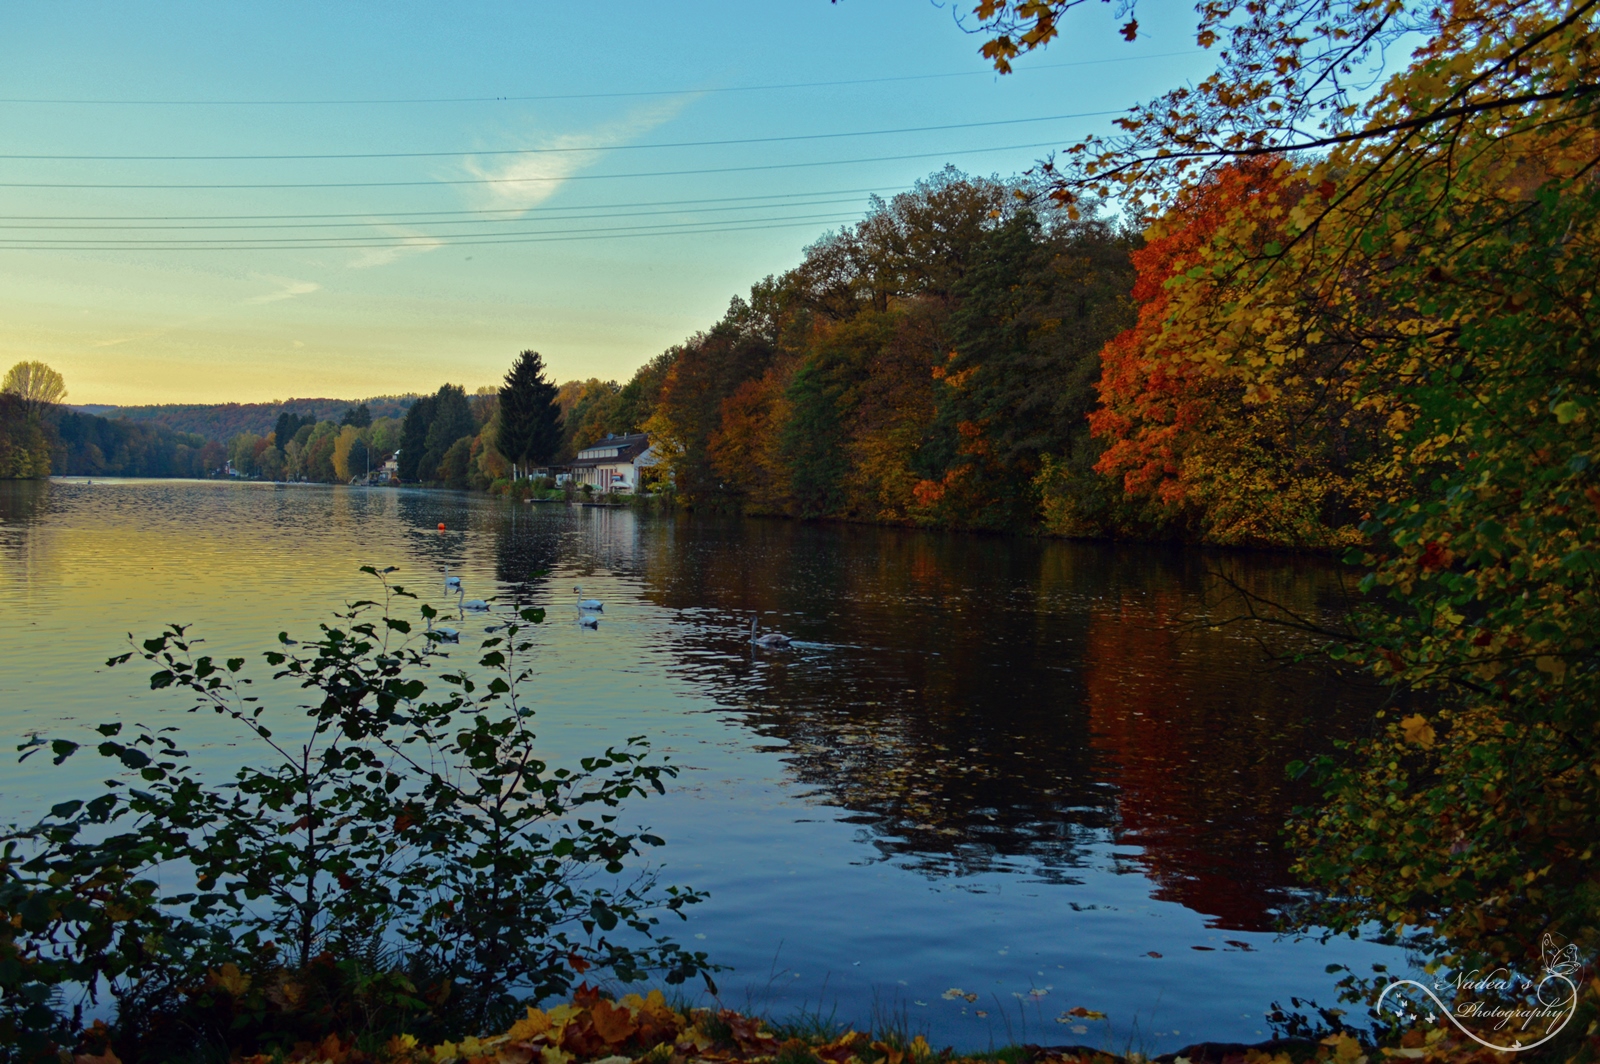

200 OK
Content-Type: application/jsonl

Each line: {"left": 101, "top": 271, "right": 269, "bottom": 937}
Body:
{"left": 0, "top": 478, "right": 1405, "bottom": 1051}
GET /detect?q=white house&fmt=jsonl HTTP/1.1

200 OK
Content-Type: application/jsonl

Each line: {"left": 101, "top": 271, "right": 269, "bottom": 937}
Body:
{"left": 569, "top": 433, "right": 658, "bottom": 492}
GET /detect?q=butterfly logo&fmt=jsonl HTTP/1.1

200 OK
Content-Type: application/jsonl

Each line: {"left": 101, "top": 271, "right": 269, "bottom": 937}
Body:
{"left": 1541, "top": 934, "right": 1581, "bottom": 978}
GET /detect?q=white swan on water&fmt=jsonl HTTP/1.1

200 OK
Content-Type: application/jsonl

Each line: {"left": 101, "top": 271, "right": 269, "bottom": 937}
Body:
{"left": 444, "top": 569, "right": 462, "bottom": 592}
{"left": 750, "top": 615, "right": 792, "bottom": 650}
{"left": 574, "top": 586, "right": 603, "bottom": 611}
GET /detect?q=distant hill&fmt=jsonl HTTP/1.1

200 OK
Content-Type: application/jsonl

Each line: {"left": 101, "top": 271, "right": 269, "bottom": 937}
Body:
{"left": 70, "top": 396, "right": 420, "bottom": 441}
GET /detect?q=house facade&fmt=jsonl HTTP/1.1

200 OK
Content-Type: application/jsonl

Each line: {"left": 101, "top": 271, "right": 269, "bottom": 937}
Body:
{"left": 569, "top": 433, "right": 658, "bottom": 492}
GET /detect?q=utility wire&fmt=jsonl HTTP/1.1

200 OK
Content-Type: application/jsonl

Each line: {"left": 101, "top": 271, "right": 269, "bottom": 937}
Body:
{"left": 0, "top": 209, "right": 858, "bottom": 245}
{"left": 0, "top": 110, "right": 1120, "bottom": 161}
{"left": 0, "top": 215, "right": 866, "bottom": 251}
{"left": 0, "top": 138, "right": 1074, "bottom": 189}
{"left": 0, "top": 184, "right": 913, "bottom": 222}
{"left": 0, "top": 51, "right": 1201, "bottom": 106}
{"left": 0, "top": 196, "right": 879, "bottom": 232}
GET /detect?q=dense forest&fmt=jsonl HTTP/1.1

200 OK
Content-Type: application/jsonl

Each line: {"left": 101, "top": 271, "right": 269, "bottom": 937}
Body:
{"left": 52, "top": 409, "right": 224, "bottom": 478}
{"left": 0, "top": 392, "right": 226, "bottom": 479}
{"left": 631, "top": 169, "right": 1151, "bottom": 536}
{"left": 89, "top": 395, "right": 417, "bottom": 442}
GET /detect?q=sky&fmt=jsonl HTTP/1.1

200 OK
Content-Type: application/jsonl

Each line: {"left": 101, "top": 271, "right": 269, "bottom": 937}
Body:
{"left": 0, "top": 1, "right": 1217, "bottom": 406}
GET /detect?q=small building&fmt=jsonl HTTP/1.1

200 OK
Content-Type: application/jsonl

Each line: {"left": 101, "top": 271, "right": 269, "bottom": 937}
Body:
{"left": 569, "top": 433, "right": 658, "bottom": 493}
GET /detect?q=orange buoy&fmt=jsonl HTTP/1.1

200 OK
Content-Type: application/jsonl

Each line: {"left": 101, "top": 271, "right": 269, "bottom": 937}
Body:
{"left": 437, "top": 522, "right": 446, "bottom": 531}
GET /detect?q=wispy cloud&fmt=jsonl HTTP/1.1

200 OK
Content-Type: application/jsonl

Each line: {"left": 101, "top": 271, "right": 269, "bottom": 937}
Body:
{"left": 346, "top": 231, "right": 445, "bottom": 270}
{"left": 246, "top": 276, "right": 320, "bottom": 304}
{"left": 89, "top": 330, "right": 164, "bottom": 349}
{"left": 462, "top": 98, "right": 694, "bottom": 214}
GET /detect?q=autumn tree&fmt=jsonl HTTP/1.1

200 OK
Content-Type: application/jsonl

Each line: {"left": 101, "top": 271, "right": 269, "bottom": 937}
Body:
{"left": 2, "top": 361, "right": 67, "bottom": 413}
{"left": 613, "top": 350, "right": 677, "bottom": 435}
{"left": 644, "top": 298, "right": 779, "bottom": 502}
{"left": 556, "top": 378, "right": 623, "bottom": 462}
{"left": 1082, "top": 161, "right": 1380, "bottom": 547}
{"left": 966, "top": 0, "right": 1600, "bottom": 975}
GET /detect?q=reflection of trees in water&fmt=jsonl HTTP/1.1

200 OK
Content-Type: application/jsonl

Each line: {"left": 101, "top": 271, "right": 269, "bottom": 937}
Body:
{"left": 0, "top": 479, "right": 51, "bottom": 533}
{"left": 632, "top": 518, "right": 1381, "bottom": 924}
{"left": 1080, "top": 589, "right": 1383, "bottom": 930}
{"left": 0, "top": 481, "right": 54, "bottom": 585}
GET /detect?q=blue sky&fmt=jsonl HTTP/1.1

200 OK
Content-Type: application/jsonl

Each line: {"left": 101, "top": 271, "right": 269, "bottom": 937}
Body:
{"left": 0, "top": 1, "right": 1215, "bottom": 404}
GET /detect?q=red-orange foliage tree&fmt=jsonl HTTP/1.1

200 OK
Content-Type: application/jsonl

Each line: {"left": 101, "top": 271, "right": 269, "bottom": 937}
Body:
{"left": 1088, "top": 161, "right": 1377, "bottom": 547}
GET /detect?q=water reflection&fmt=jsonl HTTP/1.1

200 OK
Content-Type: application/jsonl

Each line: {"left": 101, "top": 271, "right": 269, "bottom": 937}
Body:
{"left": 1, "top": 482, "right": 1401, "bottom": 1045}
{"left": 630, "top": 518, "right": 1381, "bottom": 928}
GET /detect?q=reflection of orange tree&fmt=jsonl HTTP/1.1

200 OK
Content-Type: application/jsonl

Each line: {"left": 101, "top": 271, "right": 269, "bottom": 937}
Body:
{"left": 1081, "top": 588, "right": 1367, "bottom": 931}
{"left": 634, "top": 521, "right": 1378, "bottom": 905}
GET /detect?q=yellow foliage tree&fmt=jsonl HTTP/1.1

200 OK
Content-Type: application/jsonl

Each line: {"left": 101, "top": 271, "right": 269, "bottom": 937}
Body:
{"left": 331, "top": 425, "right": 361, "bottom": 483}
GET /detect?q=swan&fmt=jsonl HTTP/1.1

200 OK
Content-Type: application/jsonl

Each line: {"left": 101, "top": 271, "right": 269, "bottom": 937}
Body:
{"left": 579, "top": 614, "right": 599, "bottom": 629}
{"left": 461, "top": 598, "right": 490, "bottom": 612}
{"left": 444, "top": 570, "right": 462, "bottom": 592}
{"left": 573, "top": 586, "right": 603, "bottom": 611}
{"left": 750, "top": 615, "right": 792, "bottom": 650}
{"left": 433, "top": 627, "right": 460, "bottom": 643}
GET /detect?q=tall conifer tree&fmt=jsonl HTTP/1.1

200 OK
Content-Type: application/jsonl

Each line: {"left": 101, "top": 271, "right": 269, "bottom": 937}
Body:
{"left": 497, "top": 350, "right": 562, "bottom": 468}
{"left": 397, "top": 396, "right": 434, "bottom": 482}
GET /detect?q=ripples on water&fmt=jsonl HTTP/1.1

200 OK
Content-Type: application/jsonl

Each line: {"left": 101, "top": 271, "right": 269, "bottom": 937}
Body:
{"left": 0, "top": 479, "right": 1405, "bottom": 1049}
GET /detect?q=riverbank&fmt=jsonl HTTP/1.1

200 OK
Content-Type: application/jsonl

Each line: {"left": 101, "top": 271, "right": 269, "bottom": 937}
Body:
{"left": 67, "top": 988, "right": 1599, "bottom": 1064}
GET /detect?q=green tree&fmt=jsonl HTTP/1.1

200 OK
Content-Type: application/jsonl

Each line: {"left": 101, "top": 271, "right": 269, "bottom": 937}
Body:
{"left": 436, "top": 436, "right": 473, "bottom": 489}
{"left": 0, "top": 393, "right": 52, "bottom": 479}
{"left": 397, "top": 396, "right": 436, "bottom": 482}
{"left": 368, "top": 416, "right": 402, "bottom": 459}
{"left": 274, "top": 410, "right": 313, "bottom": 448}
{"left": 780, "top": 359, "right": 847, "bottom": 519}
{"left": 496, "top": 351, "right": 562, "bottom": 471}
{"left": 347, "top": 436, "right": 370, "bottom": 480}
{"left": 420, "top": 385, "right": 474, "bottom": 483}
{"left": 339, "top": 403, "right": 372, "bottom": 428}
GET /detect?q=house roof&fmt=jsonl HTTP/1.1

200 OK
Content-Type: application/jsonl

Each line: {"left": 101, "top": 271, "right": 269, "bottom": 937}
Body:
{"left": 570, "top": 432, "right": 651, "bottom": 467}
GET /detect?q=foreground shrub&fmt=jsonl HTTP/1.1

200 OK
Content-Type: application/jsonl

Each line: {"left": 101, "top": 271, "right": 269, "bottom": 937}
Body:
{"left": 1, "top": 568, "right": 711, "bottom": 1063}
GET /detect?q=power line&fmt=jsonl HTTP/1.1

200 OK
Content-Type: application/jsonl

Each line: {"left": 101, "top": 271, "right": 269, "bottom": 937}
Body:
{"left": 0, "top": 184, "right": 913, "bottom": 222}
{"left": 0, "top": 138, "right": 1075, "bottom": 189}
{"left": 0, "top": 51, "right": 1202, "bottom": 106}
{"left": 0, "top": 214, "right": 868, "bottom": 252}
{"left": 0, "top": 196, "right": 881, "bottom": 232}
{"left": 0, "top": 209, "right": 860, "bottom": 245}
{"left": 0, "top": 110, "right": 1118, "bottom": 162}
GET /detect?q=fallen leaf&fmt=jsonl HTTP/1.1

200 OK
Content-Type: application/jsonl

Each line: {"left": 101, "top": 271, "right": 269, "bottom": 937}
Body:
{"left": 508, "top": 1007, "right": 552, "bottom": 1042}
{"left": 590, "top": 999, "right": 639, "bottom": 1046}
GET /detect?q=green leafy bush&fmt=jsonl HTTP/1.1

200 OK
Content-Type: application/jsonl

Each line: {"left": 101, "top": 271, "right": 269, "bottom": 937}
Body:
{"left": 1, "top": 568, "right": 710, "bottom": 1063}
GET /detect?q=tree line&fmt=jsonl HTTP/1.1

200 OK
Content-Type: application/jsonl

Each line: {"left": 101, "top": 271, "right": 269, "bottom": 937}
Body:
{"left": 223, "top": 352, "right": 578, "bottom": 488}
{"left": 591, "top": 168, "right": 1155, "bottom": 534}
{"left": 0, "top": 362, "right": 226, "bottom": 480}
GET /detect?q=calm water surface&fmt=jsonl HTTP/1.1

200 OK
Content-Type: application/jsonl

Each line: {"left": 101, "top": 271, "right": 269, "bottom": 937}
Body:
{"left": 0, "top": 479, "right": 1405, "bottom": 1049}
